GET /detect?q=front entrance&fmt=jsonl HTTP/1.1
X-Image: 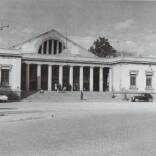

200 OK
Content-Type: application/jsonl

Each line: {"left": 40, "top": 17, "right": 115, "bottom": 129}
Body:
{"left": 21, "top": 63, "right": 111, "bottom": 92}
{"left": 52, "top": 65, "right": 59, "bottom": 90}
{"left": 83, "top": 67, "right": 90, "bottom": 91}
{"left": 93, "top": 67, "right": 99, "bottom": 91}
{"left": 73, "top": 66, "right": 80, "bottom": 91}
{"left": 63, "top": 66, "right": 70, "bottom": 90}
{"left": 41, "top": 65, "right": 48, "bottom": 90}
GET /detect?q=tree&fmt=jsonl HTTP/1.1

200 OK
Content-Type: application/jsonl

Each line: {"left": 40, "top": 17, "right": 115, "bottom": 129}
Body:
{"left": 89, "top": 37, "right": 117, "bottom": 57}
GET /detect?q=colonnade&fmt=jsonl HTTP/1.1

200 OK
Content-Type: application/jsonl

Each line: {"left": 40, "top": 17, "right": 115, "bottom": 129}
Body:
{"left": 25, "top": 63, "right": 112, "bottom": 92}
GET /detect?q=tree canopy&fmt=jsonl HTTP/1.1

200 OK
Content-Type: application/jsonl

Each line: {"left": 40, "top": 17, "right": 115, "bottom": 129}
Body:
{"left": 89, "top": 37, "right": 117, "bottom": 57}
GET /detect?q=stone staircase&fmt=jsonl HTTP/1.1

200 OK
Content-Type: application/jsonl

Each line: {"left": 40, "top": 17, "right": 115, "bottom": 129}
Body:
{"left": 21, "top": 91, "right": 122, "bottom": 102}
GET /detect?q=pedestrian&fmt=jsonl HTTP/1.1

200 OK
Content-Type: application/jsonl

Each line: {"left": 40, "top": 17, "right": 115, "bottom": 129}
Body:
{"left": 80, "top": 91, "right": 83, "bottom": 100}
{"left": 54, "top": 83, "right": 57, "bottom": 92}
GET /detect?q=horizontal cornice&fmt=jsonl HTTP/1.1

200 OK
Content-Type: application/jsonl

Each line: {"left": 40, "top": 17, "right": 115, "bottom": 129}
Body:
{"left": 21, "top": 54, "right": 156, "bottom": 65}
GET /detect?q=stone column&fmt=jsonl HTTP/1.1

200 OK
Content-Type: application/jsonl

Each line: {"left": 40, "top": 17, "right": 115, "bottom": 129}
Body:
{"left": 37, "top": 64, "right": 41, "bottom": 90}
{"left": 59, "top": 65, "right": 63, "bottom": 87}
{"left": 26, "top": 64, "right": 30, "bottom": 91}
{"left": 90, "top": 66, "right": 94, "bottom": 92}
{"left": 51, "top": 40, "right": 54, "bottom": 54}
{"left": 69, "top": 66, "right": 73, "bottom": 90}
{"left": 109, "top": 67, "right": 113, "bottom": 92}
{"left": 80, "top": 66, "right": 83, "bottom": 91}
{"left": 99, "top": 67, "right": 103, "bottom": 92}
{"left": 48, "top": 65, "right": 52, "bottom": 91}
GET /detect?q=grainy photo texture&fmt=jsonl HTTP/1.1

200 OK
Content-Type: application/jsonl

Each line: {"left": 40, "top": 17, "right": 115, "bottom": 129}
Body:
{"left": 0, "top": 0, "right": 156, "bottom": 156}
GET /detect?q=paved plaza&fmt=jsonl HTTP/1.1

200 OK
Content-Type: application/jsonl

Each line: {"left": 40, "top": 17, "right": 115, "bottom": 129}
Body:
{"left": 0, "top": 96, "right": 156, "bottom": 156}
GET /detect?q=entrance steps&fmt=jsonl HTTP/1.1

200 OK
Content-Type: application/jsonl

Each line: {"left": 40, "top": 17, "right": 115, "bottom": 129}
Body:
{"left": 21, "top": 91, "right": 121, "bottom": 102}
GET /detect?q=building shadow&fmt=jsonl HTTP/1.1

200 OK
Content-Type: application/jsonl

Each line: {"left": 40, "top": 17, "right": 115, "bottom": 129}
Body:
{"left": 20, "top": 90, "right": 38, "bottom": 99}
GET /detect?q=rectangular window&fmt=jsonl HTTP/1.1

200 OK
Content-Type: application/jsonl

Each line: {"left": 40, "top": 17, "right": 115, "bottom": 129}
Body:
{"left": 54, "top": 40, "right": 57, "bottom": 54}
{"left": 130, "top": 74, "right": 136, "bottom": 88}
{"left": 43, "top": 41, "right": 47, "bottom": 54}
{"left": 38, "top": 46, "right": 42, "bottom": 54}
{"left": 1, "top": 69, "right": 9, "bottom": 87}
{"left": 59, "top": 42, "right": 62, "bottom": 53}
{"left": 49, "top": 40, "right": 52, "bottom": 54}
{"left": 146, "top": 73, "right": 152, "bottom": 89}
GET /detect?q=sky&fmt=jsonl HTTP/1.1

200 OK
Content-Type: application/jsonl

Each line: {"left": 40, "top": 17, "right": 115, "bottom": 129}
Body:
{"left": 0, "top": 0, "right": 156, "bottom": 56}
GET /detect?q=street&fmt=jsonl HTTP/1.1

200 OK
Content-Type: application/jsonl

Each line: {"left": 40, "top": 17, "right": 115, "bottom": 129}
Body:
{"left": 0, "top": 101, "right": 156, "bottom": 156}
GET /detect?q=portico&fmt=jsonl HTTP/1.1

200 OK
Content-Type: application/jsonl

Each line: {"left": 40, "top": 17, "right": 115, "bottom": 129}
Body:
{"left": 22, "top": 62, "right": 111, "bottom": 92}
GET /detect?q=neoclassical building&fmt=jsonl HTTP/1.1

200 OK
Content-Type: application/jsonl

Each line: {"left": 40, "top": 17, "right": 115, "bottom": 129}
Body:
{"left": 0, "top": 29, "right": 156, "bottom": 97}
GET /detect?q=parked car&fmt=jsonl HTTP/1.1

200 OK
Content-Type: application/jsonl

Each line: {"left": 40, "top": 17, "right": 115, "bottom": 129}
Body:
{"left": 0, "top": 94, "right": 8, "bottom": 102}
{"left": 131, "top": 93, "right": 153, "bottom": 102}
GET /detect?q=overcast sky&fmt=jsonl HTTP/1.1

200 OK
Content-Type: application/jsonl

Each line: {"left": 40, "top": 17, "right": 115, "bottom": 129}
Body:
{"left": 0, "top": 0, "right": 156, "bottom": 56}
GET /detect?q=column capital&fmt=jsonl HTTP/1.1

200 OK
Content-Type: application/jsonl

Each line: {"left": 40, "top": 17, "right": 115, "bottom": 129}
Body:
{"left": 90, "top": 65, "right": 95, "bottom": 68}
{"left": 59, "top": 64, "right": 64, "bottom": 67}
{"left": 69, "top": 65, "right": 74, "bottom": 68}
{"left": 99, "top": 66, "right": 104, "bottom": 69}
{"left": 26, "top": 62, "right": 31, "bottom": 65}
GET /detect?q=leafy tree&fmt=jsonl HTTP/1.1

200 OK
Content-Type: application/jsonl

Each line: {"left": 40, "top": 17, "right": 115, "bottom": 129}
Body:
{"left": 89, "top": 37, "right": 117, "bottom": 57}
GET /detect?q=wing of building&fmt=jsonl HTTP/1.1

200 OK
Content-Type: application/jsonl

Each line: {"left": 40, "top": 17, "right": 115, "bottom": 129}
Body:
{"left": 0, "top": 29, "right": 155, "bottom": 97}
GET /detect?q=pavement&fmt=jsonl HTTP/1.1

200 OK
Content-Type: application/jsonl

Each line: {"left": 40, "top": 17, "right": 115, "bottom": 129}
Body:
{"left": 0, "top": 101, "right": 156, "bottom": 155}
{"left": 0, "top": 92, "right": 156, "bottom": 155}
{"left": 0, "top": 91, "right": 122, "bottom": 122}
{"left": 0, "top": 98, "right": 155, "bottom": 122}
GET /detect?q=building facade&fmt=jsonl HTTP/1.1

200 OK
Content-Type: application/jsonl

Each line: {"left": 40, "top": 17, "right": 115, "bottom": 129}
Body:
{"left": 0, "top": 29, "right": 156, "bottom": 97}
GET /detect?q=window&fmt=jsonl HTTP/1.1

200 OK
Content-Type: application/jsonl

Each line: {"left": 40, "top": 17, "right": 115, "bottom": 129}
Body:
{"left": 54, "top": 40, "right": 57, "bottom": 54}
{"left": 49, "top": 40, "right": 52, "bottom": 54}
{"left": 38, "top": 46, "right": 42, "bottom": 54}
{"left": 146, "top": 72, "right": 153, "bottom": 89}
{"left": 130, "top": 74, "right": 136, "bottom": 88}
{"left": 130, "top": 71, "right": 138, "bottom": 89}
{"left": 43, "top": 41, "right": 47, "bottom": 54}
{"left": 1, "top": 69, "right": 9, "bottom": 87}
{"left": 38, "top": 39, "right": 64, "bottom": 55}
{"left": 59, "top": 42, "right": 62, "bottom": 53}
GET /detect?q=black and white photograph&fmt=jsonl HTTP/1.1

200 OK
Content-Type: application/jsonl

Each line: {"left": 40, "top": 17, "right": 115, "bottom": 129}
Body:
{"left": 0, "top": 0, "right": 156, "bottom": 155}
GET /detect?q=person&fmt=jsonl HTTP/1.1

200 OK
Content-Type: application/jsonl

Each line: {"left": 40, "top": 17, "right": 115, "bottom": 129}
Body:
{"left": 63, "top": 86, "right": 66, "bottom": 92}
{"left": 54, "top": 83, "right": 57, "bottom": 92}
{"left": 80, "top": 91, "right": 83, "bottom": 100}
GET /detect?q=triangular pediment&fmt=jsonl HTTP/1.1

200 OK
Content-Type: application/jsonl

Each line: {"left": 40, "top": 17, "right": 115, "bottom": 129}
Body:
{"left": 10, "top": 29, "right": 96, "bottom": 58}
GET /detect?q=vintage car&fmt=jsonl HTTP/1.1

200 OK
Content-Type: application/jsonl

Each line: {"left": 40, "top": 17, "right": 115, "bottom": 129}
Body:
{"left": 131, "top": 93, "right": 153, "bottom": 102}
{"left": 0, "top": 94, "right": 8, "bottom": 102}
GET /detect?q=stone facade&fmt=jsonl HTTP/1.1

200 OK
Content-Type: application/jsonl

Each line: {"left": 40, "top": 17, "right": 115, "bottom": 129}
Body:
{"left": 0, "top": 29, "right": 155, "bottom": 97}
